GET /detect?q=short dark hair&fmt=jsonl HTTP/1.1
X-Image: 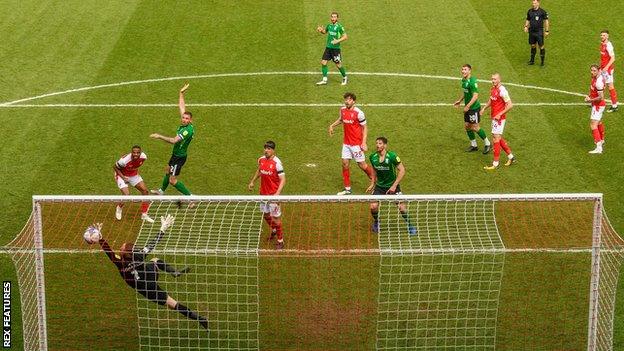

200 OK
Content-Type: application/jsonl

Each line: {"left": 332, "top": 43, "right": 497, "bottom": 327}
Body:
{"left": 331, "top": 11, "right": 339, "bottom": 17}
{"left": 376, "top": 136, "right": 388, "bottom": 144}
{"left": 601, "top": 29, "right": 609, "bottom": 34}
{"left": 343, "top": 92, "right": 356, "bottom": 101}
{"left": 264, "top": 140, "right": 276, "bottom": 150}
{"left": 132, "top": 145, "right": 141, "bottom": 150}
{"left": 183, "top": 111, "right": 193, "bottom": 118}
{"left": 462, "top": 64, "right": 472, "bottom": 70}
{"left": 591, "top": 64, "right": 600, "bottom": 70}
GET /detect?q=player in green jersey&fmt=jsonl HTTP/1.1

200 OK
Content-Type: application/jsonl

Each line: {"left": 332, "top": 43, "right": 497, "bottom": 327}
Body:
{"left": 316, "top": 12, "right": 348, "bottom": 86}
{"left": 366, "top": 137, "right": 417, "bottom": 236}
{"left": 150, "top": 83, "right": 194, "bottom": 197}
{"left": 453, "top": 64, "right": 491, "bottom": 154}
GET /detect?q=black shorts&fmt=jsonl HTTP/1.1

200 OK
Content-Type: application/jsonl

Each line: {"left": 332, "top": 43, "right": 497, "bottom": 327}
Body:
{"left": 168, "top": 155, "right": 187, "bottom": 176}
{"left": 136, "top": 282, "right": 168, "bottom": 306}
{"left": 464, "top": 109, "right": 481, "bottom": 124}
{"left": 322, "top": 47, "right": 342, "bottom": 63}
{"left": 373, "top": 184, "right": 402, "bottom": 195}
{"left": 528, "top": 31, "right": 544, "bottom": 46}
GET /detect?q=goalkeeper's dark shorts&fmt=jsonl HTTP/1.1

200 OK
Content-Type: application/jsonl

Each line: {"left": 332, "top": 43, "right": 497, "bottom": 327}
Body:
{"left": 136, "top": 282, "right": 168, "bottom": 306}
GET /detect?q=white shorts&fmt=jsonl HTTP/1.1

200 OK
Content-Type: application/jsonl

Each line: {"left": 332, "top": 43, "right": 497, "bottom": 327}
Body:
{"left": 341, "top": 144, "right": 366, "bottom": 162}
{"left": 590, "top": 106, "right": 605, "bottom": 121}
{"left": 491, "top": 119, "right": 506, "bottom": 135}
{"left": 115, "top": 174, "right": 144, "bottom": 189}
{"left": 601, "top": 70, "right": 614, "bottom": 84}
{"left": 260, "top": 202, "right": 281, "bottom": 217}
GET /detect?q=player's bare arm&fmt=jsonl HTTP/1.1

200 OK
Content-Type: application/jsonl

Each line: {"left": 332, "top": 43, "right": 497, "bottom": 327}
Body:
{"left": 247, "top": 167, "right": 260, "bottom": 191}
{"left": 360, "top": 124, "right": 368, "bottom": 152}
{"left": 524, "top": 19, "right": 530, "bottom": 33}
{"left": 544, "top": 19, "right": 549, "bottom": 36}
{"left": 316, "top": 25, "right": 326, "bottom": 34}
{"left": 150, "top": 133, "right": 182, "bottom": 144}
{"left": 179, "top": 83, "right": 189, "bottom": 117}
{"left": 480, "top": 99, "right": 492, "bottom": 115}
{"left": 328, "top": 118, "right": 342, "bottom": 136}
{"left": 274, "top": 174, "right": 286, "bottom": 196}
{"left": 585, "top": 90, "right": 604, "bottom": 103}
{"left": 331, "top": 33, "right": 348, "bottom": 45}
{"left": 495, "top": 100, "right": 514, "bottom": 121}
{"left": 453, "top": 95, "right": 464, "bottom": 107}
{"left": 113, "top": 163, "right": 129, "bottom": 181}
{"left": 464, "top": 93, "right": 479, "bottom": 112}
{"left": 388, "top": 163, "right": 406, "bottom": 194}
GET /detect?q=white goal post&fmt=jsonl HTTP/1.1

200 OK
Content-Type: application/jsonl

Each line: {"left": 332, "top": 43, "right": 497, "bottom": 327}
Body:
{"left": 3, "top": 193, "right": 624, "bottom": 350}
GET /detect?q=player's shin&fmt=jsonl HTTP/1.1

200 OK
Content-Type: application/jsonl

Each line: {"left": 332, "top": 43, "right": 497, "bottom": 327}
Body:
{"left": 500, "top": 138, "right": 512, "bottom": 154}
{"left": 609, "top": 88, "right": 618, "bottom": 107}
{"left": 592, "top": 128, "right": 602, "bottom": 143}
{"left": 140, "top": 202, "right": 150, "bottom": 214}
{"left": 598, "top": 124, "right": 605, "bottom": 140}
{"left": 477, "top": 129, "right": 490, "bottom": 145}
{"left": 342, "top": 168, "right": 351, "bottom": 188}
{"left": 175, "top": 302, "right": 203, "bottom": 321}
{"left": 493, "top": 142, "right": 501, "bottom": 162}
{"left": 161, "top": 174, "right": 170, "bottom": 192}
{"left": 321, "top": 65, "right": 328, "bottom": 77}
{"left": 173, "top": 181, "right": 191, "bottom": 195}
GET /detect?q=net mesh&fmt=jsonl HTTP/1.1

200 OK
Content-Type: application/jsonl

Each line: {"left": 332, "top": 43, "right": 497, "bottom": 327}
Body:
{"left": 3, "top": 195, "right": 624, "bottom": 351}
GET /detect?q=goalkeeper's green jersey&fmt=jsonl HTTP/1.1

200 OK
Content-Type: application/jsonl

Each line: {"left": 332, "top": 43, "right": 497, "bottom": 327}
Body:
{"left": 462, "top": 76, "right": 481, "bottom": 110}
{"left": 369, "top": 151, "right": 401, "bottom": 188}
{"left": 325, "top": 23, "right": 346, "bottom": 49}
{"left": 172, "top": 124, "right": 194, "bottom": 157}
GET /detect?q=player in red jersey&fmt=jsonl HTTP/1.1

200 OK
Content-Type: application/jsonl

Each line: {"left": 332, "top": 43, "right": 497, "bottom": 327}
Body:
{"left": 480, "top": 74, "right": 516, "bottom": 170}
{"left": 600, "top": 30, "right": 618, "bottom": 113}
{"left": 248, "top": 141, "right": 286, "bottom": 249}
{"left": 328, "top": 92, "right": 373, "bottom": 195}
{"left": 585, "top": 65, "right": 607, "bottom": 154}
{"left": 113, "top": 145, "right": 154, "bottom": 223}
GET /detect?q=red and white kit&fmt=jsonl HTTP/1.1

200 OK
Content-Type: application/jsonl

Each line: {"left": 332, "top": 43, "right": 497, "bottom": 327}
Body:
{"left": 258, "top": 155, "right": 284, "bottom": 217}
{"left": 340, "top": 106, "right": 367, "bottom": 162}
{"left": 590, "top": 75, "right": 606, "bottom": 121}
{"left": 489, "top": 84, "right": 511, "bottom": 135}
{"left": 114, "top": 152, "right": 147, "bottom": 189}
{"left": 601, "top": 41, "right": 615, "bottom": 84}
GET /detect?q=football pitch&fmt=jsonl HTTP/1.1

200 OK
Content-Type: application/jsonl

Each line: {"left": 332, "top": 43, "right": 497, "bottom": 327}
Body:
{"left": 1, "top": 0, "right": 624, "bottom": 350}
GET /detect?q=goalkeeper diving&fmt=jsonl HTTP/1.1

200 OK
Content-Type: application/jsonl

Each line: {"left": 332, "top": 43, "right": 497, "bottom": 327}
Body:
{"left": 89, "top": 214, "right": 208, "bottom": 329}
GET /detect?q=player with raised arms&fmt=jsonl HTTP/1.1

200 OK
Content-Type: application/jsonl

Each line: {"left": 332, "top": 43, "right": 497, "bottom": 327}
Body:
{"left": 113, "top": 145, "right": 154, "bottom": 223}
{"left": 87, "top": 215, "right": 208, "bottom": 329}
{"left": 150, "top": 83, "right": 195, "bottom": 198}
{"left": 248, "top": 141, "right": 286, "bottom": 249}
{"left": 366, "top": 137, "right": 417, "bottom": 236}
{"left": 329, "top": 92, "right": 374, "bottom": 195}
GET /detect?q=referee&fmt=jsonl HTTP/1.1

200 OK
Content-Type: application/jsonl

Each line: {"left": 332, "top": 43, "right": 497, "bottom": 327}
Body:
{"left": 524, "top": 0, "right": 549, "bottom": 66}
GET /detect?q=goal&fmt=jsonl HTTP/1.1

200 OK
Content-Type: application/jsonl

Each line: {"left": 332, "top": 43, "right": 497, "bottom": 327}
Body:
{"left": 4, "top": 194, "right": 623, "bottom": 350}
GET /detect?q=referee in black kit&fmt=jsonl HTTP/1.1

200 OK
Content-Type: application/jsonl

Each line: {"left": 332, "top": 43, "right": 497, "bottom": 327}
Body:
{"left": 524, "top": 0, "right": 549, "bottom": 66}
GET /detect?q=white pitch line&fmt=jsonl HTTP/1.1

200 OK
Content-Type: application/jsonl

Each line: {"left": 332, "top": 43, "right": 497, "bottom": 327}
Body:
{"left": 0, "top": 71, "right": 586, "bottom": 106}
{"left": 0, "top": 102, "right": 590, "bottom": 108}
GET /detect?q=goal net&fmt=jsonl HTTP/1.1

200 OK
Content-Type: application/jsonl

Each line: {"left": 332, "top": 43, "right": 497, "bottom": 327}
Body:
{"left": 4, "top": 194, "right": 624, "bottom": 350}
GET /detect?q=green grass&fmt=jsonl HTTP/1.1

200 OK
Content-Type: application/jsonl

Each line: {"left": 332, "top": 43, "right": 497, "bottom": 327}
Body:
{"left": 1, "top": 0, "right": 624, "bottom": 349}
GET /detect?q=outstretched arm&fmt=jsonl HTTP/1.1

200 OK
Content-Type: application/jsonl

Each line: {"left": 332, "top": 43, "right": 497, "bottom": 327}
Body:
{"left": 140, "top": 215, "right": 175, "bottom": 255}
{"left": 179, "top": 83, "right": 189, "bottom": 117}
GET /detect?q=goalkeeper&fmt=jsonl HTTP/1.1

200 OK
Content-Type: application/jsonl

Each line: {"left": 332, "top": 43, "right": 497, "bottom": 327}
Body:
{"left": 91, "top": 215, "right": 208, "bottom": 329}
